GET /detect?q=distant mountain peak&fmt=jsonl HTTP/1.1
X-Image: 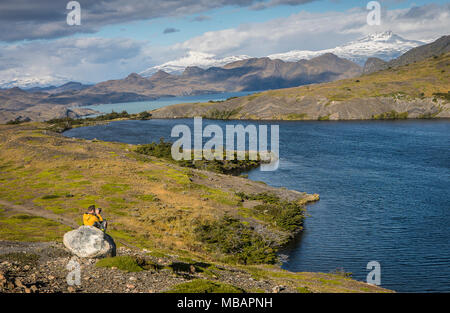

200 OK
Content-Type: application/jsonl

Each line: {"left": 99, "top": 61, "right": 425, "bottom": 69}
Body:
{"left": 150, "top": 70, "right": 171, "bottom": 80}
{"left": 138, "top": 32, "right": 428, "bottom": 78}
{"left": 139, "top": 51, "right": 252, "bottom": 76}
{"left": 267, "top": 31, "right": 425, "bottom": 66}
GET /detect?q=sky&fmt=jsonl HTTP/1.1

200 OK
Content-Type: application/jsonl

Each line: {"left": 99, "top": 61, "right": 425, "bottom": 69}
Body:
{"left": 0, "top": 0, "right": 448, "bottom": 85}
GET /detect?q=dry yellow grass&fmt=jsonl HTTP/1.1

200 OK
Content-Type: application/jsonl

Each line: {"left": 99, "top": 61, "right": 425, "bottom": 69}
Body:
{"left": 0, "top": 122, "right": 393, "bottom": 292}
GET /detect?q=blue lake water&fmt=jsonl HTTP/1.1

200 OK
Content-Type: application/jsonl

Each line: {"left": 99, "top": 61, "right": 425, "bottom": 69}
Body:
{"left": 78, "top": 91, "right": 257, "bottom": 115}
{"left": 65, "top": 118, "right": 450, "bottom": 292}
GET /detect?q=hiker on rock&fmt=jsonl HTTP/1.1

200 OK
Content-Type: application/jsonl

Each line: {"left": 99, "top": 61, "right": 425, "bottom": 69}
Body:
{"left": 95, "top": 207, "right": 107, "bottom": 232}
{"left": 83, "top": 205, "right": 107, "bottom": 232}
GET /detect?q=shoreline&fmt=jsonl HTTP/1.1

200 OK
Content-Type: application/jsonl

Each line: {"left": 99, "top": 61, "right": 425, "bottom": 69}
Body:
{"left": 0, "top": 121, "right": 393, "bottom": 292}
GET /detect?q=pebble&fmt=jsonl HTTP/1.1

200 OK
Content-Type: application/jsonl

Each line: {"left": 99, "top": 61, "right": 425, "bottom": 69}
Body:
{"left": 126, "top": 284, "right": 135, "bottom": 289}
{"left": 67, "top": 286, "right": 76, "bottom": 293}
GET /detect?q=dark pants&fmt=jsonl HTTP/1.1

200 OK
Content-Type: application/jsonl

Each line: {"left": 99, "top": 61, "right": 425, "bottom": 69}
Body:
{"left": 94, "top": 220, "right": 107, "bottom": 232}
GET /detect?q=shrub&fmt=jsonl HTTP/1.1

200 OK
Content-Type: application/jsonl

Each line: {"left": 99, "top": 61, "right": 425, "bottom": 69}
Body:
{"left": 372, "top": 110, "right": 408, "bottom": 120}
{"left": 195, "top": 215, "right": 277, "bottom": 265}
{"left": 136, "top": 139, "right": 263, "bottom": 175}
{"left": 165, "top": 279, "right": 244, "bottom": 293}
{"left": 237, "top": 192, "right": 305, "bottom": 232}
{"left": 95, "top": 256, "right": 144, "bottom": 272}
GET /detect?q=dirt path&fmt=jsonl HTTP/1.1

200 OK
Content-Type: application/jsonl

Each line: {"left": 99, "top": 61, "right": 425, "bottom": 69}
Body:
{"left": 0, "top": 199, "right": 78, "bottom": 228}
{"left": 0, "top": 199, "right": 140, "bottom": 250}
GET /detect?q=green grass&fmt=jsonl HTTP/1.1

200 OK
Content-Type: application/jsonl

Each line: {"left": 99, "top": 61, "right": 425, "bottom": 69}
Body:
{"left": 285, "top": 113, "right": 308, "bottom": 120}
{"left": 372, "top": 110, "right": 408, "bottom": 120}
{"left": 100, "top": 183, "right": 130, "bottom": 195}
{"left": 203, "top": 108, "right": 241, "bottom": 120}
{"left": 0, "top": 213, "right": 71, "bottom": 242}
{"left": 165, "top": 279, "right": 244, "bottom": 293}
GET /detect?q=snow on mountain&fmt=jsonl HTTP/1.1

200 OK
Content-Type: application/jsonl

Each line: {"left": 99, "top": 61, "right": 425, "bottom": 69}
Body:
{"left": 268, "top": 31, "right": 424, "bottom": 65}
{"left": 139, "top": 51, "right": 252, "bottom": 76}
{"left": 140, "top": 31, "right": 425, "bottom": 77}
{"left": 0, "top": 72, "right": 72, "bottom": 90}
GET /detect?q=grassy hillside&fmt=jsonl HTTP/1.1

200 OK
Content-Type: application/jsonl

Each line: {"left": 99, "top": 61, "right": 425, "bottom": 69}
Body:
{"left": 0, "top": 122, "right": 391, "bottom": 293}
{"left": 151, "top": 52, "right": 450, "bottom": 120}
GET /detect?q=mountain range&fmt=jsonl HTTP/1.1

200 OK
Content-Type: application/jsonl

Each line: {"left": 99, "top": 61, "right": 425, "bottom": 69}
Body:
{"left": 0, "top": 52, "right": 363, "bottom": 123}
{"left": 139, "top": 31, "right": 425, "bottom": 76}
{"left": 151, "top": 35, "right": 450, "bottom": 121}
{"left": 0, "top": 31, "right": 424, "bottom": 90}
{"left": 0, "top": 33, "right": 446, "bottom": 124}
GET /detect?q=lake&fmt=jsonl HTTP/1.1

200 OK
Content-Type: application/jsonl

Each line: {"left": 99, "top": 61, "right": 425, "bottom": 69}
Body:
{"left": 65, "top": 118, "right": 450, "bottom": 292}
{"left": 78, "top": 91, "right": 257, "bottom": 115}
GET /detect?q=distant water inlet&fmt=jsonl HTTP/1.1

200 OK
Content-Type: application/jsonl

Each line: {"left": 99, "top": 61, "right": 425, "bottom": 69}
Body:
{"left": 77, "top": 91, "right": 256, "bottom": 116}
{"left": 65, "top": 119, "right": 450, "bottom": 292}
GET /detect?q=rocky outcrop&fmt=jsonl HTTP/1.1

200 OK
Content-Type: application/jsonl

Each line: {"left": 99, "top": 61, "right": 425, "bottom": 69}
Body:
{"left": 150, "top": 95, "right": 449, "bottom": 121}
{"left": 363, "top": 57, "right": 388, "bottom": 74}
{"left": 63, "top": 226, "right": 116, "bottom": 258}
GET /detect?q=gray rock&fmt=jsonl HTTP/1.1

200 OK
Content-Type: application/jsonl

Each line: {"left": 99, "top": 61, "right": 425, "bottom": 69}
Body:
{"left": 63, "top": 226, "right": 116, "bottom": 258}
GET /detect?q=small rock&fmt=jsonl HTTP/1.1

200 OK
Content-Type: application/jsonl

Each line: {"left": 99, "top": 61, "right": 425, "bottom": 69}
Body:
{"left": 48, "top": 275, "right": 55, "bottom": 280}
{"left": 126, "top": 284, "right": 135, "bottom": 289}
{"left": 23, "top": 265, "right": 30, "bottom": 271}
{"left": 14, "top": 278, "right": 24, "bottom": 288}
{"left": 129, "top": 277, "right": 137, "bottom": 281}
{"left": 24, "top": 287, "right": 32, "bottom": 294}
{"left": 67, "top": 286, "right": 76, "bottom": 293}
{"left": 30, "top": 285, "right": 38, "bottom": 293}
{"left": 111, "top": 266, "right": 118, "bottom": 270}
{"left": 272, "top": 285, "right": 285, "bottom": 293}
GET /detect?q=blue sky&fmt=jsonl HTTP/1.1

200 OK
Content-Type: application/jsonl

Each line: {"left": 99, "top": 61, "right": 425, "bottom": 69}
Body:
{"left": 79, "top": 0, "right": 449, "bottom": 45}
{"left": 0, "top": 0, "right": 448, "bottom": 86}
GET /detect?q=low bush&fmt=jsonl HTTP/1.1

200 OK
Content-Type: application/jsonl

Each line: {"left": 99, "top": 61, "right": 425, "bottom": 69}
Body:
{"left": 136, "top": 139, "right": 262, "bottom": 175}
{"left": 165, "top": 279, "right": 244, "bottom": 293}
{"left": 237, "top": 192, "right": 305, "bottom": 232}
{"left": 195, "top": 215, "right": 277, "bottom": 265}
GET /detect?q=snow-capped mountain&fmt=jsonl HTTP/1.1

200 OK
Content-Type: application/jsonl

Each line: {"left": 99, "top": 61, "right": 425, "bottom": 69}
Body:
{"left": 139, "top": 51, "right": 252, "bottom": 77}
{"left": 139, "top": 32, "right": 426, "bottom": 77}
{"left": 0, "top": 72, "right": 73, "bottom": 90}
{"left": 268, "top": 31, "right": 424, "bottom": 65}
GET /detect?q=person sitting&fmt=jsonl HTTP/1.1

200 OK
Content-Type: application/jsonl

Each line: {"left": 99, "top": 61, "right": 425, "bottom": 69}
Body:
{"left": 95, "top": 207, "right": 107, "bottom": 232}
{"left": 83, "top": 205, "right": 106, "bottom": 232}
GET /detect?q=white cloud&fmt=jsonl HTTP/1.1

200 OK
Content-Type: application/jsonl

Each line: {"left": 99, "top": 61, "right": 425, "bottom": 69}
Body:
{"left": 0, "top": 37, "right": 153, "bottom": 86}
{"left": 173, "top": 3, "right": 450, "bottom": 57}
{"left": 1, "top": 3, "right": 448, "bottom": 87}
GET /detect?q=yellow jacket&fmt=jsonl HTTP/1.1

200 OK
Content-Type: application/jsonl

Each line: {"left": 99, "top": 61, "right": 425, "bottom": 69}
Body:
{"left": 83, "top": 213, "right": 100, "bottom": 226}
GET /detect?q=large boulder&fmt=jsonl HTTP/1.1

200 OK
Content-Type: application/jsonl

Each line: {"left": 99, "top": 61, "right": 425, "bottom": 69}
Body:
{"left": 63, "top": 226, "right": 116, "bottom": 258}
